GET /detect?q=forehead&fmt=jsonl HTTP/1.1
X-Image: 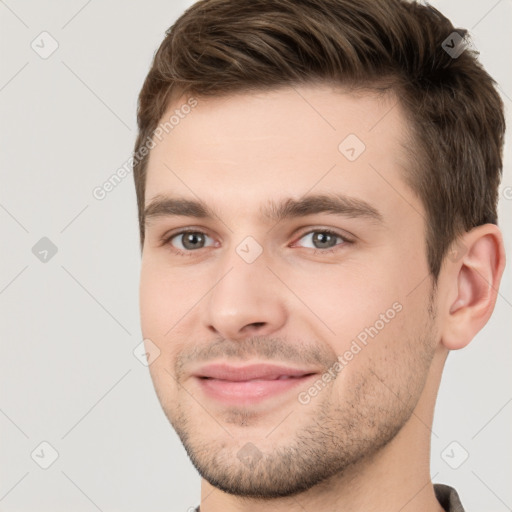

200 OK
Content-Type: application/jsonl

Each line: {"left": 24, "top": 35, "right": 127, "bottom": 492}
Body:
{"left": 144, "top": 84, "right": 422, "bottom": 224}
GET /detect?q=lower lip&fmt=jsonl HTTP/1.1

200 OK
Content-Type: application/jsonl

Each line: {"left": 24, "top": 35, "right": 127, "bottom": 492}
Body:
{"left": 194, "top": 375, "right": 317, "bottom": 406}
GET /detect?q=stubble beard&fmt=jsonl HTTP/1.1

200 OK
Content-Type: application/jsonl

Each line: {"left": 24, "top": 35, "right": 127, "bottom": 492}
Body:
{"left": 166, "top": 334, "right": 436, "bottom": 499}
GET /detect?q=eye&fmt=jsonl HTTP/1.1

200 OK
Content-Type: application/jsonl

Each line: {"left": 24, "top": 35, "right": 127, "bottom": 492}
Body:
{"left": 166, "top": 230, "right": 216, "bottom": 252}
{"left": 293, "top": 229, "right": 351, "bottom": 251}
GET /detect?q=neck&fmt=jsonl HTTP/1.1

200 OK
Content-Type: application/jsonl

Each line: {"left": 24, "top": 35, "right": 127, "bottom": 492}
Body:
{"left": 198, "top": 346, "right": 448, "bottom": 512}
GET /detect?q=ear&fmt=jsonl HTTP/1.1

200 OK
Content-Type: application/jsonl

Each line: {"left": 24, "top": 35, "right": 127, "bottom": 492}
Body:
{"left": 440, "top": 224, "right": 506, "bottom": 350}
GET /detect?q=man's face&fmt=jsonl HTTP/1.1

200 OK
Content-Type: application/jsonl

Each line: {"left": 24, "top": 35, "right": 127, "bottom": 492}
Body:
{"left": 139, "top": 85, "right": 440, "bottom": 497}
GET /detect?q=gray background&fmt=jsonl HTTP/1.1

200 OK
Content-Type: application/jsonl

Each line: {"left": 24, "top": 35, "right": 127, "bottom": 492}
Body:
{"left": 0, "top": 0, "right": 510, "bottom": 510}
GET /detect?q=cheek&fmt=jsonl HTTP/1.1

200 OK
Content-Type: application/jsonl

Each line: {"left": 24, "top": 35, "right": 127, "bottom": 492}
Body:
{"left": 139, "top": 262, "right": 185, "bottom": 397}
{"left": 282, "top": 259, "right": 403, "bottom": 346}
{"left": 139, "top": 265, "right": 164, "bottom": 338}
{"left": 139, "top": 258, "right": 202, "bottom": 368}
{"left": 139, "top": 258, "right": 183, "bottom": 339}
{"left": 139, "top": 264, "right": 186, "bottom": 360}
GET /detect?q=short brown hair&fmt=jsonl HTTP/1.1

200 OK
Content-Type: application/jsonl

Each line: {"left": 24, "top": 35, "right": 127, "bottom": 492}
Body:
{"left": 133, "top": 0, "right": 505, "bottom": 281}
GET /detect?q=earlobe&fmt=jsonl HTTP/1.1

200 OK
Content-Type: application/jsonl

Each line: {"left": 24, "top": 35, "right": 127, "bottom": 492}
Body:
{"left": 441, "top": 225, "right": 506, "bottom": 351}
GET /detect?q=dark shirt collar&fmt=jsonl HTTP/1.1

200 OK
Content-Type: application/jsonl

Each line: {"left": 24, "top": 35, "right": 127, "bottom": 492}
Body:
{"left": 434, "top": 483, "right": 466, "bottom": 512}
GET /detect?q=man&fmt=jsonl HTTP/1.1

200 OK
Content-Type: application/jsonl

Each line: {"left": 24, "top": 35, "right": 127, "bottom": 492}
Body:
{"left": 133, "top": 0, "right": 506, "bottom": 510}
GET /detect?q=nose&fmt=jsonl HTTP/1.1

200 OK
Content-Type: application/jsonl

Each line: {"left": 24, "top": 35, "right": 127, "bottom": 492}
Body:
{"left": 203, "top": 250, "right": 288, "bottom": 342}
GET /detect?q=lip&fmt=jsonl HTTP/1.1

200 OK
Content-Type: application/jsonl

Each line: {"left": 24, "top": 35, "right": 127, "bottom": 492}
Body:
{"left": 194, "top": 362, "right": 317, "bottom": 381}
{"left": 192, "top": 363, "right": 319, "bottom": 405}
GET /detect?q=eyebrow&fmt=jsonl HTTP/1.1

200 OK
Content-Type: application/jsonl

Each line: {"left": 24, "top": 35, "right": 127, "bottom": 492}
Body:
{"left": 144, "top": 193, "right": 383, "bottom": 226}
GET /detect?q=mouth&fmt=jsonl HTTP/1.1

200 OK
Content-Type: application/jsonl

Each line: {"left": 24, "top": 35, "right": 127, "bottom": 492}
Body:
{"left": 192, "top": 363, "right": 319, "bottom": 405}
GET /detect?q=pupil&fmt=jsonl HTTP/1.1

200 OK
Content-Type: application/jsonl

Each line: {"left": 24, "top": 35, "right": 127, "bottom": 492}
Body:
{"left": 183, "top": 232, "right": 204, "bottom": 250}
{"left": 313, "top": 232, "right": 335, "bottom": 249}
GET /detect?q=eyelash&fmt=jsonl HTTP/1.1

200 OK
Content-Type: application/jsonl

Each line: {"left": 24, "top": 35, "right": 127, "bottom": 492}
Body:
{"left": 292, "top": 229, "right": 353, "bottom": 255}
{"left": 159, "top": 228, "right": 353, "bottom": 257}
{"left": 160, "top": 229, "right": 214, "bottom": 257}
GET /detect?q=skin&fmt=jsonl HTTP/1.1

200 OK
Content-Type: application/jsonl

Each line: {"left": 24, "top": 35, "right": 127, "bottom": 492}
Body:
{"left": 139, "top": 84, "right": 505, "bottom": 512}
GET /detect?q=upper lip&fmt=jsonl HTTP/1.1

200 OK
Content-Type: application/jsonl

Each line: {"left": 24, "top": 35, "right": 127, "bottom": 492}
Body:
{"left": 193, "top": 363, "right": 318, "bottom": 381}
